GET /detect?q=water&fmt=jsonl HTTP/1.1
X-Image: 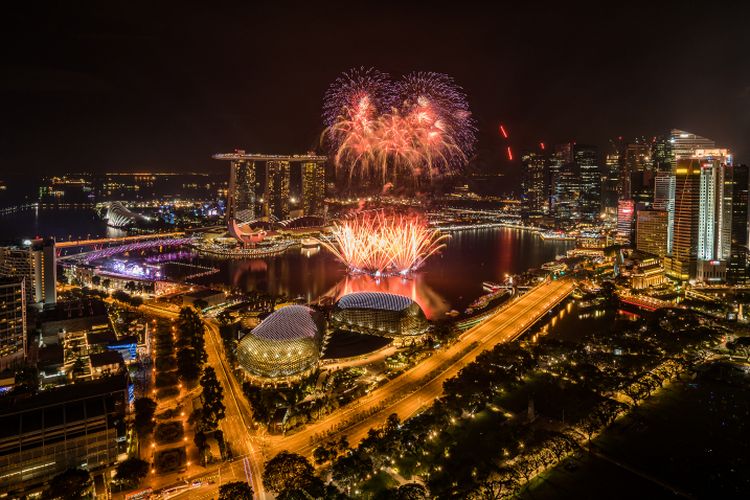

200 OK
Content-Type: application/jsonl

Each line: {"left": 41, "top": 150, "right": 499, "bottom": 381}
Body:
{"left": 187, "top": 226, "right": 573, "bottom": 317}
{"left": 0, "top": 207, "right": 123, "bottom": 243}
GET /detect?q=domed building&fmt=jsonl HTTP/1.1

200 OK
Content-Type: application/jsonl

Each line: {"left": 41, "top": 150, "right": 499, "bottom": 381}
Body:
{"left": 236, "top": 305, "right": 323, "bottom": 381}
{"left": 330, "top": 292, "right": 429, "bottom": 338}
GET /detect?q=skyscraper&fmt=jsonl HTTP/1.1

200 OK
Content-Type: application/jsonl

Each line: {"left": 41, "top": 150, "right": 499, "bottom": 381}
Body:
{"left": 521, "top": 151, "right": 547, "bottom": 216}
{"left": 227, "top": 157, "right": 257, "bottom": 223}
{"left": 668, "top": 153, "right": 732, "bottom": 282}
{"left": 652, "top": 136, "right": 674, "bottom": 172}
{"left": 0, "top": 239, "right": 56, "bottom": 306}
{"left": 574, "top": 144, "right": 600, "bottom": 221}
{"left": 547, "top": 143, "right": 572, "bottom": 215}
{"left": 0, "top": 277, "right": 26, "bottom": 371}
{"left": 601, "top": 151, "right": 621, "bottom": 214}
{"left": 636, "top": 209, "right": 669, "bottom": 257}
{"left": 728, "top": 164, "right": 749, "bottom": 284}
{"left": 670, "top": 129, "right": 715, "bottom": 166}
{"left": 653, "top": 171, "right": 676, "bottom": 254}
{"left": 617, "top": 199, "right": 635, "bottom": 242}
{"left": 301, "top": 161, "right": 326, "bottom": 217}
{"left": 265, "top": 160, "right": 290, "bottom": 220}
{"left": 668, "top": 160, "right": 702, "bottom": 280}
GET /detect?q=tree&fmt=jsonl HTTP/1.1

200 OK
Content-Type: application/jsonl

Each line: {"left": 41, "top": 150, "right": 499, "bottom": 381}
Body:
{"left": 200, "top": 367, "right": 226, "bottom": 424}
{"left": 177, "top": 347, "right": 202, "bottom": 382}
{"left": 331, "top": 451, "right": 373, "bottom": 493}
{"left": 91, "top": 275, "right": 101, "bottom": 286}
{"left": 219, "top": 481, "right": 254, "bottom": 500}
{"left": 395, "top": 483, "right": 429, "bottom": 500}
{"left": 114, "top": 458, "right": 149, "bottom": 489}
{"left": 102, "top": 278, "right": 111, "bottom": 289}
{"left": 134, "top": 397, "right": 157, "bottom": 436}
{"left": 193, "top": 298, "right": 209, "bottom": 311}
{"left": 262, "top": 451, "right": 316, "bottom": 494}
{"left": 313, "top": 445, "right": 331, "bottom": 465}
{"left": 43, "top": 468, "right": 92, "bottom": 500}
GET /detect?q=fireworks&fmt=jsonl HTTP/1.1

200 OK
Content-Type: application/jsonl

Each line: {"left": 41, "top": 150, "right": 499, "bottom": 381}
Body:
{"left": 323, "top": 68, "right": 476, "bottom": 183}
{"left": 319, "top": 211, "right": 449, "bottom": 276}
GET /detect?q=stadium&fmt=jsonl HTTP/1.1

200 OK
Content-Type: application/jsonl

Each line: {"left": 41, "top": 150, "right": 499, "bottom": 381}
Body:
{"left": 330, "top": 292, "right": 430, "bottom": 339}
{"left": 236, "top": 305, "right": 324, "bottom": 381}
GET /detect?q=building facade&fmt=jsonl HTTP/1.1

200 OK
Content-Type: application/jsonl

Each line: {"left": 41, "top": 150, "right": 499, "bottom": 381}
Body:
{"left": 574, "top": 144, "right": 600, "bottom": 222}
{"left": 636, "top": 209, "right": 669, "bottom": 257}
{"left": 0, "top": 376, "right": 129, "bottom": 496}
{"left": 0, "top": 277, "right": 26, "bottom": 371}
{"left": 330, "top": 292, "right": 429, "bottom": 339}
{"left": 227, "top": 158, "right": 257, "bottom": 223}
{"left": 301, "top": 161, "right": 326, "bottom": 217}
{"left": 728, "top": 164, "right": 749, "bottom": 284}
{"left": 0, "top": 239, "right": 56, "bottom": 307}
{"left": 668, "top": 159, "right": 702, "bottom": 280}
{"left": 616, "top": 199, "right": 635, "bottom": 242}
{"left": 653, "top": 171, "right": 676, "bottom": 254}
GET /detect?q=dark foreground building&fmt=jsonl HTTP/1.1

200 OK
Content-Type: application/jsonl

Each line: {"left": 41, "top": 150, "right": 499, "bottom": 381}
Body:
{"left": 0, "top": 375, "right": 129, "bottom": 496}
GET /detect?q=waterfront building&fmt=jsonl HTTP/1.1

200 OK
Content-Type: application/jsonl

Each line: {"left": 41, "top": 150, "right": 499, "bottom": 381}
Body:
{"left": 728, "top": 164, "right": 749, "bottom": 284}
{"left": 301, "top": 161, "right": 326, "bottom": 217}
{"left": 236, "top": 305, "right": 323, "bottom": 381}
{"left": 574, "top": 144, "right": 601, "bottom": 221}
{"left": 0, "top": 375, "right": 129, "bottom": 496}
{"left": 0, "top": 238, "right": 56, "bottom": 307}
{"left": 636, "top": 209, "right": 669, "bottom": 257}
{"left": 265, "top": 160, "right": 291, "bottom": 220}
{"left": 0, "top": 277, "right": 26, "bottom": 371}
{"left": 630, "top": 256, "right": 667, "bottom": 289}
{"left": 330, "top": 292, "right": 429, "bottom": 339}
{"left": 227, "top": 156, "right": 257, "bottom": 223}
{"left": 214, "top": 152, "right": 327, "bottom": 226}
{"left": 616, "top": 199, "right": 635, "bottom": 242}
{"left": 653, "top": 171, "right": 676, "bottom": 254}
{"left": 521, "top": 151, "right": 547, "bottom": 217}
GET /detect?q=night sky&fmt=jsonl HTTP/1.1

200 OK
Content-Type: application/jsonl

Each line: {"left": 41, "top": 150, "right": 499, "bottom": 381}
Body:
{"left": 2, "top": 2, "right": 749, "bottom": 185}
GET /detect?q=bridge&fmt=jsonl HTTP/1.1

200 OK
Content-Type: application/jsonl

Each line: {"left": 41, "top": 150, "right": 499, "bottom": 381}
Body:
{"left": 60, "top": 237, "right": 195, "bottom": 263}
{"left": 56, "top": 231, "right": 187, "bottom": 249}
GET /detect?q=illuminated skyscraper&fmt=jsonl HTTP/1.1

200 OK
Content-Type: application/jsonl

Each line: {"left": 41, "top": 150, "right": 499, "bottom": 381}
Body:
{"left": 265, "top": 160, "right": 291, "bottom": 220}
{"left": 0, "top": 238, "right": 56, "bottom": 306}
{"left": 653, "top": 171, "right": 676, "bottom": 254}
{"left": 521, "top": 151, "right": 547, "bottom": 216}
{"left": 652, "top": 136, "right": 674, "bottom": 172}
{"left": 668, "top": 152, "right": 732, "bottom": 282}
{"left": 728, "top": 164, "right": 749, "bottom": 284}
{"left": 617, "top": 199, "right": 635, "bottom": 242}
{"left": 574, "top": 144, "right": 600, "bottom": 221}
{"left": 601, "top": 151, "right": 621, "bottom": 214}
{"left": 670, "top": 129, "right": 715, "bottom": 166}
{"left": 227, "top": 157, "right": 257, "bottom": 223}
{"left": 636, "top": 209, "right": 669, "bottom": 257}
{"left": 301, "top": 161, "right": 326, "bottom": 217}
{"left": 0, "top": 276, "right": 26, "bottom": 370}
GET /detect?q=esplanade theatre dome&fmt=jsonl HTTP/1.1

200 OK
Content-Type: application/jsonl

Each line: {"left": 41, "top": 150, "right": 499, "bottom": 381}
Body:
{"left": 331, "top": 292, "right": 429, "bottom": 338}
{"left": 236, "top": 305, "right": 322, "bottom": 379}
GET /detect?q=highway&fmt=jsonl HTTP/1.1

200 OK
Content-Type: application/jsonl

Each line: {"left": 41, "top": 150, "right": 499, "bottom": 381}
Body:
{"left": 268, "top": 278, "right": 575, "bottom": 457}
{"left": 56, "top": 231, "right": 186, "bottom": 248}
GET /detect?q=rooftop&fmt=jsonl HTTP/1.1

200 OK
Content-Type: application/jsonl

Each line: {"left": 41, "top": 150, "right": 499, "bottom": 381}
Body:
{"left": 213, "top": 152, "right": 327, "bottom": 162}
{"left": 337, "top": 292, "right": 414, "bottom": 312}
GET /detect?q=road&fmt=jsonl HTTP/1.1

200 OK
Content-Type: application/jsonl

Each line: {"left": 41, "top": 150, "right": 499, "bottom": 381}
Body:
{"left": 139, "top": 304, "right": 267, "bottom": 500}
{"left": 269, "top": 278, "right": 575, "bottom": 457}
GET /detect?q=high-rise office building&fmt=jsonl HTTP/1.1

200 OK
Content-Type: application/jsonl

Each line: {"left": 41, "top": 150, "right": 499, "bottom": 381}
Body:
{"left": 227, "top": 158, "right": 257, "bottom": 223}
{"left": 668, "top": 153, "right": 732, "bottom": 281}
{"left": 265, "top": 160, "right": 291, "bottom": 220}
{"left": 0, "top": 239, "right": 56, "bottom": 306}
{"left": 652, "top": 136, "right": 674, "bottom": 172}
{"left": 601, "top": 151, "right": 621, "bottom": 214}
{"left": 668, "top": 160, "right": 702, "bottom": 280}
{"left": 670, "top": 129, "right": 715, "bottom": 166}
{"left": 0, "top": 277, "right": 26, "bottom": 371}
{"left": 636, "top": 209, "right": 669, "bottom": 257}
{"left": 574, "top": 144, "right": 600, "bottom": 221}
{"left": 617, "top": 199, "right": 635, "bottom": 242}
{"left": 301, "top": 161, "right": 326, "bottom": 217}
{"left": 653, "top": 171, "right": 676, "bottom": 254}
{"left": 728, "top": 164, "right": 749, "bottom": 284}
{"left": 521, "top": 151, "right": 547, "bottom": 216}
{"left": 547, "top": 143, "right": 572, "bottom": 214}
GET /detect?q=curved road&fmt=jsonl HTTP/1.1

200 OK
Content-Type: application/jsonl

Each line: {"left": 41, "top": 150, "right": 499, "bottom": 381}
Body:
{"left": 269, "top": 278, "right": 574, "bottom": 457}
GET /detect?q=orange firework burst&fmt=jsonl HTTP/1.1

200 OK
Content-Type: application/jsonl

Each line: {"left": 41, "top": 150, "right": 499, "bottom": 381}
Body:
{"left": 319, "top": 211, "right": 449, "bottom": 276}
